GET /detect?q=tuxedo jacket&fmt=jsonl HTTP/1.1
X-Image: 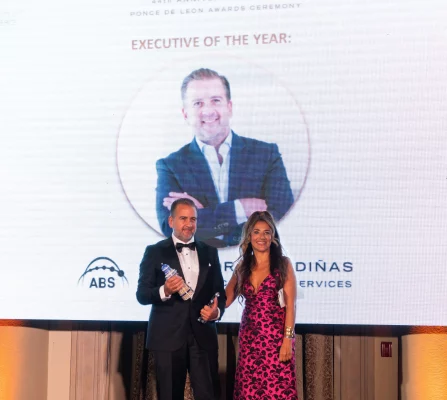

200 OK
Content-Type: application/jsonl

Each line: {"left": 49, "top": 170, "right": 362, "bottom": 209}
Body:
{"left": 156, "top": 132, "right": 294, "bottom": 247}
{"left": 136, "top": 237, "right": 226, "bottom": 352}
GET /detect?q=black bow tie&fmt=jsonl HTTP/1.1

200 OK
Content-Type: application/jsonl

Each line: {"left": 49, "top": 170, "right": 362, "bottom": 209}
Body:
{"left": 176, "top": 242, "right": 196, "bottom": 253}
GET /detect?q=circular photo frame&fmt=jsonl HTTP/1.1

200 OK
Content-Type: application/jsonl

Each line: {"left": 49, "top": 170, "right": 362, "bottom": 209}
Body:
{"left": 117, "top": 54, "right": 310, "bottom": 247}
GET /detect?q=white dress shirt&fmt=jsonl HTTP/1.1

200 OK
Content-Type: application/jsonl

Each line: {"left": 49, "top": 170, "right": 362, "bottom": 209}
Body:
{"left": 195, "top": 132, "right": 247, "bottom": 226}
{"left": 159, "top": 235, "right": 220, "bottom": 319}
{"left": 160, "top": 235, "right": 199, "bottom": 301}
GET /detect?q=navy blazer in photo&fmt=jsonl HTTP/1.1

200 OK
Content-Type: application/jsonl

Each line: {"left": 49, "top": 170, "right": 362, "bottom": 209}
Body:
{"left": 155, "top": 132, "right": 294, "bottom": 247}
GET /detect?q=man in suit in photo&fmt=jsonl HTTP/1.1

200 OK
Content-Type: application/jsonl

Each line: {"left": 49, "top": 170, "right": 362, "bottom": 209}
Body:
{"left": 137, "top": 197, "right": 226, "bottom": 400}
{"left": 156, "top": 68, "right": 294, "bottom": 247}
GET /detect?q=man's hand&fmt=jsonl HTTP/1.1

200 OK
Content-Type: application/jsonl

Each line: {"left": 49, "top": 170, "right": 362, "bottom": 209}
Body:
{"left": 279, "top": 338, "right": 293, "bottom": 362}
{"left": 164, "top": 275, "right": 185, "bottom": 296}
{"left": 239, "top": 198, "right": 267, "bottom": 217}
{"left": 199, "top": 296, "right": 219, "bottom": 322}
{"left": 163, "top": 192, "right": 204, "bottom": 210}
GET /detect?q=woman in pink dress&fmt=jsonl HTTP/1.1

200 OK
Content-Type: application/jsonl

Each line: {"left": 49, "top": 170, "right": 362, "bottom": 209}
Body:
{"left": 226, "top": 211, "right": 298, "bottom": 399}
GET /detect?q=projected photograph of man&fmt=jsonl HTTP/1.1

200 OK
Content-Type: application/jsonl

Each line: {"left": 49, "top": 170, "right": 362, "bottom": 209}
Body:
{"left": 117, "top": 57, "right": 309, "bottom": 249}
{"left": 156, "top": 68, "right": 294, "bottom": 247}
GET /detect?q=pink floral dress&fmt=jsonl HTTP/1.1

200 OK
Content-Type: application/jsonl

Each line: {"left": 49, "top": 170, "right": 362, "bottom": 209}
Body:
{"left": 234, "top": 271, "right": 298, "bottom": 399}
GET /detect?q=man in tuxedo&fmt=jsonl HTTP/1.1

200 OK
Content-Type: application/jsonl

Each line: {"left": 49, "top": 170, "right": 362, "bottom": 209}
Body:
{"left": 137, "top": 197, "right": 226, "bottom": 400}
{"left": 156, "top": 68, "right": 295, "bottom": 247}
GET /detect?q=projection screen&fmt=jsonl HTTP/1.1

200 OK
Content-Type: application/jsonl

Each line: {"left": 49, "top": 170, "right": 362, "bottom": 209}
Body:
{"left": 0, "top": 0, "right": 446, "bottom": 324}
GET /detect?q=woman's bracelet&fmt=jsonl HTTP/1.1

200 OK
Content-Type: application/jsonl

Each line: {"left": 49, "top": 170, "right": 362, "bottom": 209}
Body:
{"left": 284, "top": 325, "right": 294, "bottom": 339}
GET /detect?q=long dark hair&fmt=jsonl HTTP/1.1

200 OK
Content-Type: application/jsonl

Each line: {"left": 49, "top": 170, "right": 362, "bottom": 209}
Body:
{"left": 234, "top": 211, "right": 287, "bottom": 298}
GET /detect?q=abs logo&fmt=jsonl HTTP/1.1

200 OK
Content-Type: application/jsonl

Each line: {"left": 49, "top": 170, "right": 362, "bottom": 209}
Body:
{"left": 78, "top": 257, "right": 128, "bottom": 289}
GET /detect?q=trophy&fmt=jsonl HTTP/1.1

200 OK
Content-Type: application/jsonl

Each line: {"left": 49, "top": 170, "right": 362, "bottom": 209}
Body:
{"left": 198, "top": 292, "right": 220, "bottom": 324}
{"left": 161, "top": 264, "right": 194, "bottom": 301}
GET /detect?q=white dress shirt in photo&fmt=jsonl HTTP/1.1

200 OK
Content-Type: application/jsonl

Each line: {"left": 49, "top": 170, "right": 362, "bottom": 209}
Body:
{"left": 195, "top": 131, "right": 247, "bottom": 226}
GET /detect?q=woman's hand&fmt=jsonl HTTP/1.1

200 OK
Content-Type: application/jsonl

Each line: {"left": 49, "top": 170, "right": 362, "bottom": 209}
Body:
{"left": 279, "top": 338, "right": 293, "bottom": 362}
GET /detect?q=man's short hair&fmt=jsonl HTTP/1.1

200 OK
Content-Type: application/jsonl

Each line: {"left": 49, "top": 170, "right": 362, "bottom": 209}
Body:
{"left": 170, "top": 198, "right": 197, "bottom": 216}
{"left": 181, "top": 68, "right": 231, "bottom": 102}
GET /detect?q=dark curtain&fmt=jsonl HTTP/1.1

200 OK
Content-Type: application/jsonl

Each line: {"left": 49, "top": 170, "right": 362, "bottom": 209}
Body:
{"left": 126, "top": 324, "right": 334, "bottom": 400}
